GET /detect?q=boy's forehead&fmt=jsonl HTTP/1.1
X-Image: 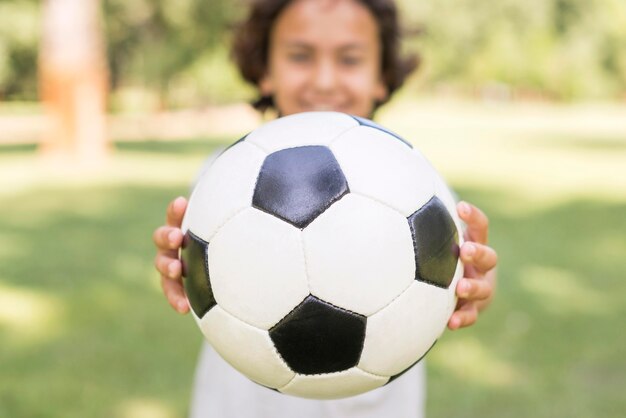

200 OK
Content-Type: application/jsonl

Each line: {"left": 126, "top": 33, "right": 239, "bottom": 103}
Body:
{"left": 272, "top": 0, "right": 379, "bottom": 47}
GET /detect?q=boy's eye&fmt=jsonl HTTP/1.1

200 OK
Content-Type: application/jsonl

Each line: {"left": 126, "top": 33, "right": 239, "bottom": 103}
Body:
{"left": 340, "top": 55, "right": 363, "bottom": 66}
{"left": 287, "top": 52, "right": 311, "bottom": 63}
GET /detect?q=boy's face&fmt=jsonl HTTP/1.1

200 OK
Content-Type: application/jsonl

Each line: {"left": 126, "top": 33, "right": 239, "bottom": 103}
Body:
{"left": 260, "top": 0, "right": 388, "bottom": 118}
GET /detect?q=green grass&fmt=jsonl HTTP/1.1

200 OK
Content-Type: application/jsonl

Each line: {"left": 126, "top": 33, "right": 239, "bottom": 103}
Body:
{"left": 0, "top": 140, "right": 222, "bottom": 418}
{"left": 427, "top": 193, "right": 625, "bottom": 417}
{"left": 0, "top": 103, "right": 625, "bottom": 417}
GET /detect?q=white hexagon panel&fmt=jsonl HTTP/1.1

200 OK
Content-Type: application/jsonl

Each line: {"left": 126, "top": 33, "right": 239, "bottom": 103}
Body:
{"left": 358, "top": 281, "right": 451, "bottom": 377}
{"left": 302, "top": 193, "right": 415, "bottom": 316}
{"left": 199, "top": 305, "right": 295, "bottom": 389}
{"left": 246, "top": 111, "right": 359, "bottom": 154}
{"left": 330, "top": 125, "right": 436, "bottom": 216}
{"left": 207, "top": 207, "right": 310, "bottom": 330}
{"left": 182, "top": 141, "right": 267, "bottom": 242}
{"left": 278, "top": 367, "right": 389, "bottom": 400}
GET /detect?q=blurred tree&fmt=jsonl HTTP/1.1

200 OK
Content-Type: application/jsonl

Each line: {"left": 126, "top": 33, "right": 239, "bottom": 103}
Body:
{"left": 103, "top": 0, "right": 240, "bottom": 108}
{"left": 0, "top": 0, "right": 625, "bottom": 105}
{"left": 0, "top": 0, "right": 40, "bottom": 100}
{"left": 38, "top": 0, "right": 109, "bottom": 165}
{"left": 402, "top": 0, "right": 626, "bottom": 100}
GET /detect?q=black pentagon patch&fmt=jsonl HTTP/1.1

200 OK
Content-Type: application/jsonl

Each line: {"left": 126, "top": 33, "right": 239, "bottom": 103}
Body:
{"left": 408, "top": 196, "right": 460, "bottom": 288}
{"left": 253, "top": 146, "right": 349, "bottom": 229}
{"left": 351, "top": 115, "right": 413, "bottom": 148}
{"left": 269, "top": 295, "right": 366, "bottom": 375}
{"left": 181, "top": 231, "right": 217, "bottom": 317}
{"left": 387, "top": 341, "right": 437, "bottom": 384}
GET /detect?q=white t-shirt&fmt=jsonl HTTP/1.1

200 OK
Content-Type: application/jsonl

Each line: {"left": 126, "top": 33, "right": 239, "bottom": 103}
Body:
{"left": 189, "top": 341, "right": 426, "bottom": 418}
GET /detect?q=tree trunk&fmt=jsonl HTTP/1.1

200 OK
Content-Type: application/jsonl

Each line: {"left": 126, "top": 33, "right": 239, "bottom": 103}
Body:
{"left": 39, "top": 0, "right": 109, "bottom": 167}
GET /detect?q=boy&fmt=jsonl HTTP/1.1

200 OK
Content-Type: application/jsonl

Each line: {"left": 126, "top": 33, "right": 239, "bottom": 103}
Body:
{"left": 153, "top": 1, "right": 497, "bottom": 416}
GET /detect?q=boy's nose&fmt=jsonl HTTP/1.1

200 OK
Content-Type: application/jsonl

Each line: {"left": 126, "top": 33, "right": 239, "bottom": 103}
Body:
{"left": 312, "top": 59, "right": 339, "bottom": 93}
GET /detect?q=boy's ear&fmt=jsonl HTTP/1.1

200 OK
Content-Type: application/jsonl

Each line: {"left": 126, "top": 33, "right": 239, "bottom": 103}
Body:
{"left": 374, "top": 78, "right": 388, "bottom": 103}
{"left": 259, "top": 74, "right": 274, "bottom": 96}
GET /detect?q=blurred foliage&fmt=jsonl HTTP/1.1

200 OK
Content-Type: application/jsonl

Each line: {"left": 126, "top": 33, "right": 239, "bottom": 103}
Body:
{"left": 402, "top": 0, "right": 626, "bottom": 100}
{"left": 0, "top": 0, "right": 40, "bottom": 100}
{"left": 103, "top": 0, "right": 251, "bottom": 109}
{"left": 0, "top": 0, "right": 625, "bottom": 105}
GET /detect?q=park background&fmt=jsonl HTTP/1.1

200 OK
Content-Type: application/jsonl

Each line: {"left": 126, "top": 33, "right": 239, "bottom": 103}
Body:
{"left": 0, "top": 0, "right": 625, "bottom": 417}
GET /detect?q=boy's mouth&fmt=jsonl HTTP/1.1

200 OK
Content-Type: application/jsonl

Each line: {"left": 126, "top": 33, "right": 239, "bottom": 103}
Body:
{"left": 304, "top": 102, "right": 347, "bottom": 112}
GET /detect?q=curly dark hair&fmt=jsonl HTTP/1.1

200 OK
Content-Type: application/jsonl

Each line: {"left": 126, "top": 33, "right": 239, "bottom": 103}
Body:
{"left": 231, "top": 0, "right": 419, "bottom": 112}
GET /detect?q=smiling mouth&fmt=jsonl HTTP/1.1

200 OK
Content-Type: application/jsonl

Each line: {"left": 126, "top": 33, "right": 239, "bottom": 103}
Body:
{"left": 304, "top": 104, "right": 347, "bottom": 112}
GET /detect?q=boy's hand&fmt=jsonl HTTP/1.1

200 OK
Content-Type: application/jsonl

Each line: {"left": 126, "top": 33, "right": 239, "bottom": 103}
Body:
{"left": 448, "top": 201, "right": 498, "bottom": 330}
{"left": 153, "top": 198, "right": 498, "bottom": 324}
{"left": 153, "top": 196, "right": 190, "bottom": 314}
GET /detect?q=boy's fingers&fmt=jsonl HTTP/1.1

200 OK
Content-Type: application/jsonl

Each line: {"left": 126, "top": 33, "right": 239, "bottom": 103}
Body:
{"left": 457, "top": 201, "right": 489, "bottom": 244}
{"left": 161, "top": 276, "right": 190, "bottom": 314}
{"left": 460, "top": 242, "right": 498, "bottom": 274}
{"left": 154, "top": 254, "right": 182, "bottom": 280}
{"left": 153, "top": 226, "right": 183, "bottom": 250}
{"left": 456, "top": 277, "right": 492, "bottom": 301}
{"left": 448, "top": 302, "right": 478, "bottom": 330}
{"left": 166, "top": 196, "right": 188, "bottom": 227}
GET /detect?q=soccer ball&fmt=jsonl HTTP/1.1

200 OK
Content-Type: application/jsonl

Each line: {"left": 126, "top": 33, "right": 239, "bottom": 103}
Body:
{"left": 181, "top": 112, "right": 463, "bottom": 399}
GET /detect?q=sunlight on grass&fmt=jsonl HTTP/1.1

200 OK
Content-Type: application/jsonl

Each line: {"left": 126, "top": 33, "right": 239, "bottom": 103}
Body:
{"left": 0, "top": 233, "right": 26, "bottom": 260}
{"left": 430, "top": 336, "right": 522, "bottom": 387}
{"left": 2, "top": 99, "right": 625, "bottom": 211}
{"left": 0, "top": 282, "right": 65, "bottom": 342}
{"left": 0, "top": 153, "right": 204, "bottom": 197}
{"left": 379, "top": 99, "right": 626, "bottom": 211}
{"left": 442, "top": 146, "right": 626, "bottom": 211}
{"left": 520, "top": 265, "right": 614, "bottom": 316}
{"left": 592, "top": 235, "right": 626, "bottom": 262}
{"left": 114, "top": 398, "right": 177, "bottom": 418}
